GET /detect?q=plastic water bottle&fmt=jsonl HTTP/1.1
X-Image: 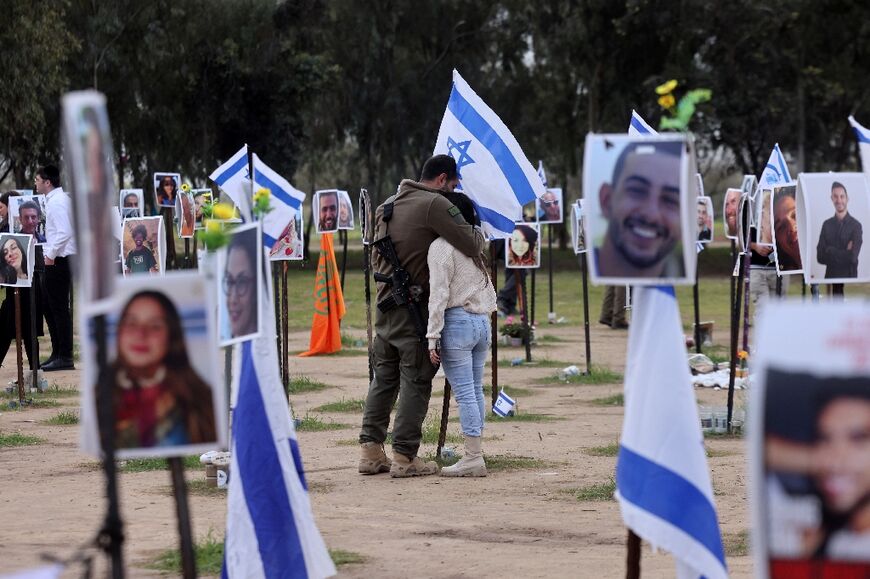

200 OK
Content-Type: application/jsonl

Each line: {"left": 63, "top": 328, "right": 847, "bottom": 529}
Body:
{"left": 558, "top": 365, "right": 581, "bottom": 381}
{"left": 510, "top": 357, "right": 524, "bottom": 366}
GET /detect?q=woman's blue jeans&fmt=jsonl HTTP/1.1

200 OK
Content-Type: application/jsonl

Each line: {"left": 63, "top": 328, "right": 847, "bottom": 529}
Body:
{"left": 440, "top": 307, "right": 490, "bottom": 437}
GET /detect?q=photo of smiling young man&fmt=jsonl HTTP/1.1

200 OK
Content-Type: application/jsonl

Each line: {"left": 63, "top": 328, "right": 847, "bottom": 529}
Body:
{"left": 584, "top": 135, "right": 692, "bottom": 285}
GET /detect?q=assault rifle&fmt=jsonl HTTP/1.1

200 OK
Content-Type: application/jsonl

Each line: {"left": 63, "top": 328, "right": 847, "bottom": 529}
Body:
{"left": 373, "top": 235, "right": 427, "bottom": 342}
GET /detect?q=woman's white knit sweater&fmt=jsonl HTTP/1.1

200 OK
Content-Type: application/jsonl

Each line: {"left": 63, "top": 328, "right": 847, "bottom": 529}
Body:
{"left": 426, "top": 237, "right": 497, "bottom": 349}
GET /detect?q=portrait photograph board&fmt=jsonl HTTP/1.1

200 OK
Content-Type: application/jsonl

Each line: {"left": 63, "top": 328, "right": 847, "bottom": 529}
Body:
{"left": 121, "top": 216, "right": 165, "bottom": 277}
{"left": 738, "top": 192, "right": 752, "bottom": 253}
{"left": 79, "top": 272, "right": 227, "bottom": 459}
{"left": 797, "top": 172, "right": 870, "bottom": 284}
{"left": 337, "top": 189, "right": 355, "bottom": 230}
{"left": 313, "top": 189, "right": 339, "bottom": 234}
{"left": 120, "top": 189, "right": 144, "bottom": 219}
{"left": 0, "top": 234, "right": 35, "bottom": 287}
{"left": 756, "top": 188, "right": 775, "bottom": 247}
{"left": 505, "top": 223, "right": 541, "bottom": 268}
{"left": 537, "top": 187, "right": 564, "bottom": 224}
{"left": 771, "top": 183, "right": 803, "bottom": 275}
{"left": 217, "top": 221, "right": 263, "bottom": 346}
{"left": 192, "top": 189, "right": 213, "bottom": 230}
{"left": 520, "top": 199, "right": 538, "bottom": 223}
{"left": 153, "top": 172, "right": 181, "bottom": 208}
{"left": 8, "top": 195, "right": 47, "bottom": 242}
{"left": 268, "top": 208, "right": 304, "bottom": 261}
{"left": 697, "top": 195, "right": 714, "bottom": 244}
{"left": 175, "top": 189, "right": 195, "bottom": 238}
{"left": 582, "top": 132, "right": 696, "bottom": 286}
{"left": 572, "top": 200, "right": 587, "bottom": 255}
{"left": 723, "top": 187, "right": 741, "bottom": 240}
{"left": 742, "top": 175, "right": 759, "bottom": 227}
{"left": 60, "top": 90, "right": 117, "bottom": 307}
{"left": 749, "top": 301, "right": 870, "bottom": 578}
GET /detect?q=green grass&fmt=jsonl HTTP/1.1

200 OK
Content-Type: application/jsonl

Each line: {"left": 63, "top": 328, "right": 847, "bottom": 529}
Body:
{"left": 535, "top": 334, "right": 571, "bottom": 344}
{"left": 43, "top": 410, "right": 79, "bottom": 425}
{"left": 3, "top": 397, "right": 61, "bottom": 410}
{"left": 488, "top": 411, "right": 562, "bottom": 422}
{"left": 723, "top": 530, "right": 750, "bottom": 557}
{"left": 421, "top": 416, "right": 462, "bottom": 445}
{"left": 329, "top": 549, "right": 366, "bottom": 567}
{"left": 499, "top": 358, "right": 579, "bottom": 369}
{"left": 295, "top": 414, "right": 351, "bottom": 432}
{"left": 148, "top": 530, "right": 224, "bottom": 575}
{"left": 500, "top": 385, "right": 536, "bottom": 397}
{"left": 485, "top": 454, "right": 556, "bottom": 472}
{"left": 704, "top": 430, "right": 745, "bottom": 439}
{"left": 589, "top": 393, "right": 624, "bottom": 406}
{"left": 584, "top": 443, "right": 620, "bottom": 457}
{"left": 0, "top": 432, "right": 45, "bottom": 447}
{"left": 34, "top": 385, "right": 80, "bottom": 398}
{"left": 564, "top": 477, "right": 617, "bottom": 501}
{"left": 536, "top": 365, "right": 623, "bottom": 385}
{"left": 185, "top": 479, "right": 227, "bottom": 497}
{"left": 312, "top": 398, "right": 366, "bottom": 413}
{"left": 286, "top": 375, "right": 330, "bottom": 394}
{"left": 119, "top": 455, "right": 200, "bottom": 473}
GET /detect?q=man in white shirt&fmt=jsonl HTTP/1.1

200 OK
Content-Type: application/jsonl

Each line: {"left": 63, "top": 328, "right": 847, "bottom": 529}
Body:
{"left": 35, "top": 165, "right": 76, "bottom": 371}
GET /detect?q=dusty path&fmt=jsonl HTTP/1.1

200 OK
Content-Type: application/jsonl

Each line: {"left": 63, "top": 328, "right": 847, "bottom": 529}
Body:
{"left": 0, "top": 323, "right": 751, "bottom": 578}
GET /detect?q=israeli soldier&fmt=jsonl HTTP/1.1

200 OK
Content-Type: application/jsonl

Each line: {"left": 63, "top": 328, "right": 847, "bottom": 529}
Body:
{"left": 359, "top": 155, "right": 485, "bottom": 477}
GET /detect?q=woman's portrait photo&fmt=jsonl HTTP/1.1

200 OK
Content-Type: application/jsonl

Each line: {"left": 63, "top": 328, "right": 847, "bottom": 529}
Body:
{"left": 153, "top": 173, "right": 180, "bottom": 208}
{"left": 0, "top": 234, "right": 34, "bottom": 287}
{"left": 506, "top": 223, "right": 540, "bottom": 268}
{"left": 120, "top": 189, "right": 143, "bottom": 219}
{"left": 80, "top": 273, "right": 225, "bottom": 458}
{"left": 337, "top": 190, "right": 354, "bottom": 230}
{"left": 269, "top": 209, "right": 304, "bottom": 261}
{"left": 121, "top": 217, "right": 164, "bottom": 277}
{"left": 218, "top": 222, "right": 262, "bottom": 345}
{"left": 192, "top": 189, "right": 212, "bottom": 229}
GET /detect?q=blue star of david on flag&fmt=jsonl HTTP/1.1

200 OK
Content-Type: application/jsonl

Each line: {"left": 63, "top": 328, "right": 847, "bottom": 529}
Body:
{"left": 447, "top": 137, "right": 475, "bottom": 177}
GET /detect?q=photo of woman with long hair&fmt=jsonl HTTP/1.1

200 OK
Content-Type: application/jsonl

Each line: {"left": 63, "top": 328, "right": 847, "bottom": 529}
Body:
{"left": 426, "top": 191, "right": 497, "bottom": 477}
{"left": 506, "top": 224, "right": 539, "bottom": 268}
{"left": 0, "top": 235, "right": 30, "bottom": 286}
{"left": 108, "top": 290, "right": 217, "bottom": 449}
{"left": 154, "top": 174, "right": 179, "bottom": 207}
{"left": 219, "top": 223, "right": 261, "bottom": 344}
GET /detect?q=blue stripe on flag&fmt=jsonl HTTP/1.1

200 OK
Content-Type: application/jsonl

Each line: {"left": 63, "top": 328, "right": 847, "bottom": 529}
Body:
{"left": 215, "top": 154, "right": 247, "bottom": 186}
{"left": 235, "top": 341, "right": 307, "bottom": 577}
{"left": 447, "top": 86, "right": 536, "bottom": 206}
{"left": 617, "top": 444, "right": 725, "bottom": 567}
{"left": 630, "top": 116, "right": 653, "bottom": 135}
{"left": 854, "top": 127, "right": 870, "bottom": 144}
{"left": 263, "top": 232, "right": 277, "bottom": 248}
{"left": 476, "top": 205, "right": 516, "bottom": 234}
{"left": 652, "top": 285, "right": 676, "bottom": 298}
{"left": 254, "top": 174, "right": 302, "bottom": 210}
{"left": 289, "top": 439, "right": 308, "bottom": 491}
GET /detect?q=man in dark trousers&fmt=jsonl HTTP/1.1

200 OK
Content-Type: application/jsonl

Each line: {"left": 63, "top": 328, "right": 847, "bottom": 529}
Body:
{"left": 816, "top": 181, "right": 862, "bottom": 279}
{"left": 358, "top": 155, "right": 485, "bottom": 478}
{"left": 35, "top": 165, "right": 77, "bottom": 371}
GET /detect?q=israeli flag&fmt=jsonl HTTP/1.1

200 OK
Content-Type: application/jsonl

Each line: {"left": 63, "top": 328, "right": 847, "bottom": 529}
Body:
{"left": 251, "top": 154, "right": 306, "bottom": 249}
{"left": 848, "top": 115, "right": 870, "bottom": 178}
{"left": 537, "top": 160, "right": 548, "bottom": 187}
{"left": 758, "top": 143, "right": 792, "bottom": 188}
{"left": 492, "top": 390, "right": 516, "bottom": 417}
{"left": 209, "top": 145, "right": 250, "bottom": 208}
{"left": 629, "top": 109, "right": 657, "bottom": 136}
{"left": 222, "top": 265, "right": 336, "bottom": 578}
{"left": 616, "top": 287, "right": 726, "bottom": 579}
{"left": 434, "top": 70, "right": 546, "bottom": 239}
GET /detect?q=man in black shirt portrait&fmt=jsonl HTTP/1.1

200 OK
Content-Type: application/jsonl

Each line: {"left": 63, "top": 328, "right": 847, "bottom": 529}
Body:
{"left": 816, "top": 181, "right": 862, "bottom": 279}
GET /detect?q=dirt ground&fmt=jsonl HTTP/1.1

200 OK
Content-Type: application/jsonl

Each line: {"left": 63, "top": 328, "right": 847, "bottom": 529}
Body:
{"left": 0, "top": 322, "right": 752, "bottom": 578}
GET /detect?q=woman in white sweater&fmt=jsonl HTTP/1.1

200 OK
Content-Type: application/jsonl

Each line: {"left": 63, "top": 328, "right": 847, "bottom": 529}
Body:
{"left": 427, "top": 192, "right": 497, "bottom": 477}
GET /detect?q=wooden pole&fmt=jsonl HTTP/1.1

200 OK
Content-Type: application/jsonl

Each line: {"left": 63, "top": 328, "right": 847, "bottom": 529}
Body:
{"left": 692, "top": 263, "right": 701, "bottom": 354}
{"left": 741, "top": 251, "right": 751, "bottom": 354}
{"left": 490, "top": 243, "right": 498, "bottom": 408}
{"left": 183, "top": 238, "right": 191, "bottom": 269}
{"left": 339, "top": 229, "right": 348, "bottom": 292}
{"left": 517, "top": 270, "right": 532, "bottom": 363}
{"left": 281, "top": 262, "right": 289, "bottom": 389}
{"left": 436, "top": 379, "right": 452, "bottom": 459}
{"left": 14, "top": 289, "right": 24, "bottom": 404}
{"left": 626, "top": 530, "right": 641, "bottom": 579}
{"left": 273, "top": 263, "right": 281, "bottom": 373}
{"left": 168, "top": 457, "right": 197, "bottom": 579}
{"left": 547, "top": 225, "right": 554, "bottom": 322}
{"left": 530, "top": 268, "right": 536, "bottom": 326}
{"left": 580, "top": 254, "right": 592, "bottom": 374}
{"left": 727, "top": 253, "right": 745, "bottom": 432}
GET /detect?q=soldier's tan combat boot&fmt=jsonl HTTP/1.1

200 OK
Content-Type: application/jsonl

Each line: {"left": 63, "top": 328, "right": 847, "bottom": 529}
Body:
{"left": 358, "top": 442, "right": 391, "bottom": 474}
{"left": 389, "top": 453, "right": 438, "bottom": 478}
{"left": 440, "top": 435, "right": 486, "bottom": 477}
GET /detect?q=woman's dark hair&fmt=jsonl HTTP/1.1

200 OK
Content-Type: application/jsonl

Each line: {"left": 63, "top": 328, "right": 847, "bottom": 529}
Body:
{"left": 0, "top": 190, "right": 20, "bottom": 208}
{"left": 515, "top": 224, "right": 538, "bottom": 249}
{"left": 113, "top": 290, "right": 216, "bottom": 443}
{"left": 157, "top": 175, "right": 177, "bottom": 202}
{"left": 442, "top": 191, "right": 489, "bottom": 283}
{"left": 1, "top": 236, "right": 28, "bottom": 281}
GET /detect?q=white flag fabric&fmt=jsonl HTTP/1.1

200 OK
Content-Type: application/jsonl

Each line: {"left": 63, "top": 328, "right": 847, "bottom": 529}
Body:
{"left": 848, "top": 115, "right": 870, "bottom": 179}
{"left": 434, "top": 69, "right": 545, "bottom": 238}
{"left": 629, "top": 109, "right": 657, "bottom": 136}
{"left": 251, "top": 154, "right": 306, "bottom": 250}
{"left": 537, "top": 160, "right": 547, "bottom": 187}
{"left": 758, "top": 143, "right": 792, "bottom": 188}
{"left": 616, "top": 287, "right": 727, "bottom": 579}
{"left": 222, "top": 257, "right": 336, "bottom": 579}
{"left": 210, "top": 145, "right": 250, "bottom": 208}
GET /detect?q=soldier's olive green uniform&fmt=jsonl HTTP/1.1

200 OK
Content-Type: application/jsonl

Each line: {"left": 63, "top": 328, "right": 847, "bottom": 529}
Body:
{"left": 359, "top": 179, "right": 485, "bottom": 459}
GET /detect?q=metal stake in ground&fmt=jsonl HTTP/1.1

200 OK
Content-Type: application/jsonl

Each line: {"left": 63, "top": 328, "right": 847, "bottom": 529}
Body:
{"left": 93, "top": 315, "right": 125, "bottom": 578}
{"left": 692, "top": 261, "right": 701, "bottom": 354}
{"left": 489, "top": 242, "right": 499, "bottom": 408}
{"left": 741, "top": 249, "right": 751, "bottom": 354}
{"left": 579, "top": 253, "right": 592, "bottom": 374}
{"left": 726, "top": 253, "right": 746, "bottom": 432}
{"left": 436, "top": 379, "right": 452, "bottom": 459}
{"left": 14, "top": 288, "right": 24, "bottom": 405}
{"left": 626, "top": 530, "right": 641, "bottom": 579}
{"left": 162, "top": 206, "right": 177, "bottom": 270}
{"left": 530, "top": 268, "right": 536, "bottom": 326}
{"left": 168, "top": 457, "right": 197, "bottom": 579}
{"left": 516, "top": 269, "right": 532, "bottom": 363}
{"left": 339, "top": 229, "right": 348, "bottom": 292}
{"left": 281, "top": 261, "right": 290, "bottom": 389}
{"left": 548, "top": 224, "right": 555, "bottom": 322}
{"left": 272, "top": 262, "right": 281, "bottom": 375}
{"left": 30, "top": 269, "right": 39, "bottom": 392}
{"left": 183, "top": 238, "right": 191, "bottom": 269}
